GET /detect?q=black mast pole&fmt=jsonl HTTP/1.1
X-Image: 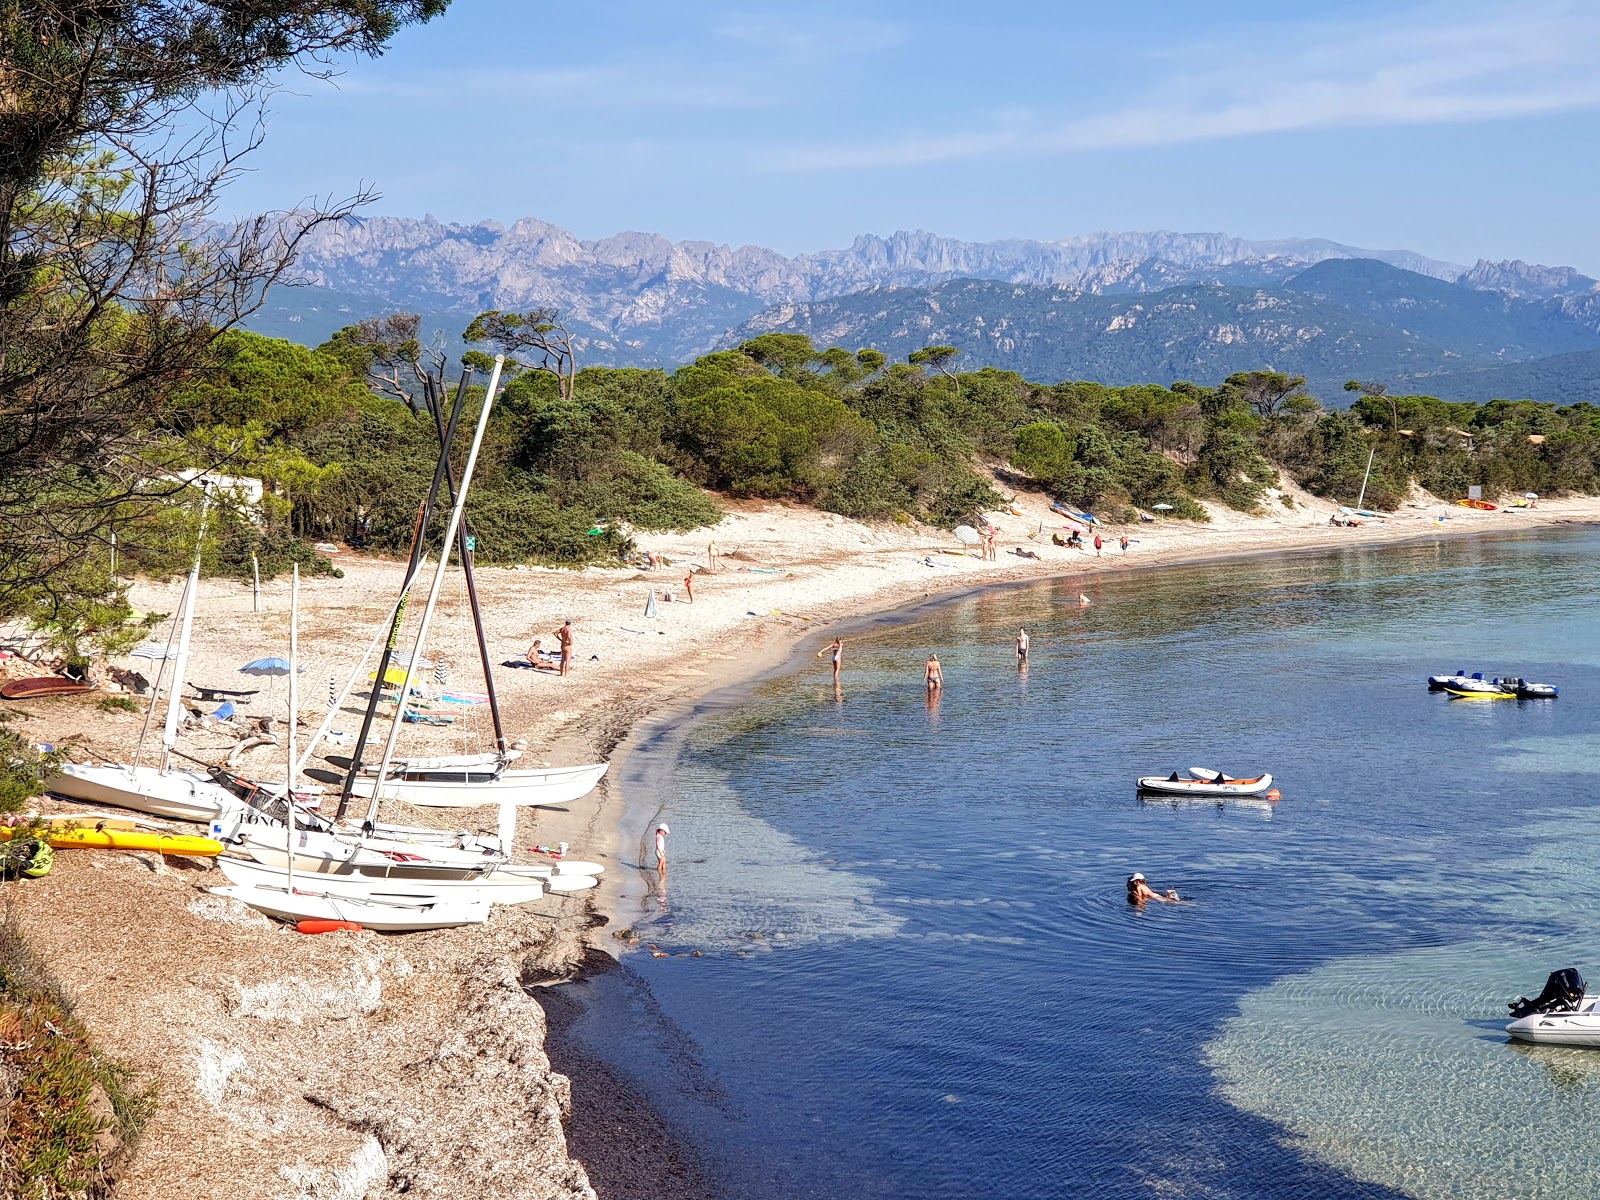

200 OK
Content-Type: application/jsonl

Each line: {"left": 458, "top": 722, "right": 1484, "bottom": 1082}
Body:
{"left": 424, "top": 370, "right": 508, "bottom": 754}
{"left": 333, "top": 368, "right": 474, "bottom": 821}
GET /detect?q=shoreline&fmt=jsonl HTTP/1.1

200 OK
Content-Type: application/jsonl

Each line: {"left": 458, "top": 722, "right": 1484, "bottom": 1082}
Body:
{"left": 4, "top": 488, "right": 1599, "bottom": 1198}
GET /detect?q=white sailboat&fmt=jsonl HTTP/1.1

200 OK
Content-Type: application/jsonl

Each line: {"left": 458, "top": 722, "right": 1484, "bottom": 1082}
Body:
{"left": 48, "top": 487, "right": 245, "bottom": 824}
{"left": 216, "top": 855, "right": 546, "bottom": 905}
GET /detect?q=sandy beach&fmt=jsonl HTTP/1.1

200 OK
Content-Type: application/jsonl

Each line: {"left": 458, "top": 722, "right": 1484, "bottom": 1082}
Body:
{"left": 3, "top": 482, "right": 1597, "bottom": 1199}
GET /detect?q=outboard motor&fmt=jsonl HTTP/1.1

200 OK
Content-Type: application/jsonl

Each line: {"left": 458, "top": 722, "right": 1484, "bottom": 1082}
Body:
{"left": 1509, "top": 968, "right": 1586, "bottom": 1019}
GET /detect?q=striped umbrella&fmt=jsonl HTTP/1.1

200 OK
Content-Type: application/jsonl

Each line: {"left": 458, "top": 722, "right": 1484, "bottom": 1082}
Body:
{"left": 433, "top": 661, "right": 447, "bottom": 687}
{"left": 328, "top": 676, "right": 338, "bottom": 709}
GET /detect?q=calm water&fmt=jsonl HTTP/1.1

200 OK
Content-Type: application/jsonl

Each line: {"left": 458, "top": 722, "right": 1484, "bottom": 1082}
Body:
{"left": 569, "top": 528, "right": 1600, "bottom": 1199}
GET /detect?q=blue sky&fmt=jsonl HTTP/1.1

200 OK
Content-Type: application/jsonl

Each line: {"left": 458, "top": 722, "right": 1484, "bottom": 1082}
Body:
{"left": 234, "top": 0, "right": 1600, "bottom": 271}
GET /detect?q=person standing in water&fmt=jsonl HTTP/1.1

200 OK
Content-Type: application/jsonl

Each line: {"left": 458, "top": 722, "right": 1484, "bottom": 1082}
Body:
{"left": 1016, "top": 628, "right": 1029, "bottom": 664}
{"left": 925, "top": 654, "right": 943, "bottom": 692}
{"left": 655, "top": 823, "right": 669, "bottom": 872}
{"left": 816, "top": 636, "right": 844, "bottom": 684}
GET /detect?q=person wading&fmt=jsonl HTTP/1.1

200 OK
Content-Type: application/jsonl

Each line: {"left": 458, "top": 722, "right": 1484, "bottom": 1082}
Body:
{"left": 817, "top": 636, "right": 844, "bottom": 684}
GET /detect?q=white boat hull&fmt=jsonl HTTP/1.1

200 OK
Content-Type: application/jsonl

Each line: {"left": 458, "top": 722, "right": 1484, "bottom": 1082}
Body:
{"left": 347, "top": 762, "right": 608, "bottom": 809}
{"left": 47, "top": 763, "right": 242, "bottom": 824}
{"left": 210, "top": 883, "right": 490, "bottom": 931}
{"left": 237, "top": 825, "right": 499, "bottom": 880}
{"left": 218, "top": 856, "right": 545, "bottom": 905}
{"left": 1507, "top": 1003, "right": 1600, "bottom": 1047}
{"left": 1137, "top": 773, "right": 1275, "bottom": 797}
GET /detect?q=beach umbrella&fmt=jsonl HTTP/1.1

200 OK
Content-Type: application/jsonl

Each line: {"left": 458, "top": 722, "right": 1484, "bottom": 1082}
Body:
{"left": 1152, "top": 503, "right": 1175, "bottom": 511}
{"left": 953, "top": 525, "right": 980, "bottom": 545}
{"left": 328, "top": 676, "right": 338, "bottom": 710}
{"left": 369, "top": 665, "right": 419, "bottom": 687}
{"left": 130, "top": 643, "right": 177, "bottom": 661}
{"left": 391, "top": 651, "right": 434, "bottom": 670}
{"left": 433, "top": 661, "right": 448, "bottom": 687}
{"left": 644, "top": 590, "right": 659, "bottom": 618}
{"left": 240, "top": 657, "right": 292, "bottom": 677}
{"left": 1525, "top": 492, "right": 1539, "bottom": 499}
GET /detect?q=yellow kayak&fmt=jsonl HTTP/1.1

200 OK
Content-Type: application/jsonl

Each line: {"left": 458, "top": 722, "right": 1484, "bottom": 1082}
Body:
{"left": 1443, "top": 687, "right": 1514, "bottom": 700}
{"left": 0, "top": 825, "right": 222, "bottom": 856}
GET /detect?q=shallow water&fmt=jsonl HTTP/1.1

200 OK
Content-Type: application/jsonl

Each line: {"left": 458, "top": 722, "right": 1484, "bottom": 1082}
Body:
{"left": 574, "top": 528, "right": 1600, "bottom": 1199}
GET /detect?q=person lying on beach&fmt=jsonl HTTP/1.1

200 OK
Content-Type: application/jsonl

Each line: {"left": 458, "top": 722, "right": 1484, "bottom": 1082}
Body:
{"left": 1126, "top": 873, "right": 1180, "bottom": 905}
{"left": 1013, "top": 546, "right": 1040, "bottom": 560}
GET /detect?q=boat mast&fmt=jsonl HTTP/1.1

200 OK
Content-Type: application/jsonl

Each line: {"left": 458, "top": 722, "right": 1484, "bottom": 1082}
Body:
{"left": 160, "top": 484, "right": 214, "bottom": 773}
{"left": 362, "top": 356, "right": 504, "bottom": 832}
{"left": 1355, "top": 447, "right": 1376, "bottom": 512}
{"left": 286, "top": 564, "right": 299, "bottom": 894}
{"left": 334, "top": 377, "right": 474, "bottom": 821}
{"left": 292, "top": 557, "right": 427, "bottom": 779}
{"left": 424, "top": 371, "right": 507, "bottom": 753}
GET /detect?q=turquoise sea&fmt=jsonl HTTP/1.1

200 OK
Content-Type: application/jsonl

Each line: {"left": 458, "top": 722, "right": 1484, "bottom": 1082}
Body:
{"left": 565, "top": 528, "right": 1600, "bottom": 1199}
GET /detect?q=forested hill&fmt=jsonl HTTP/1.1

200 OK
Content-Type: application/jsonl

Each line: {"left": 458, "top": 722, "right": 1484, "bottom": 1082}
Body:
{"left": 728, "top": 261, "right": 1600, "bottom": 402}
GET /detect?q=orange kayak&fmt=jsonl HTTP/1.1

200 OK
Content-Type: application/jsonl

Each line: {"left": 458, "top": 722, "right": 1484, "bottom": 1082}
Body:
{"left": 1456, "top": 499, "right": 1498, "bottom": 511}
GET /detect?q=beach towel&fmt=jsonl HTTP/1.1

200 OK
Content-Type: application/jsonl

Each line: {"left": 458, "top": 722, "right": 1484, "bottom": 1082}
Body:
{"left": 402, "top": 710, "right": 454, "bottom": 725}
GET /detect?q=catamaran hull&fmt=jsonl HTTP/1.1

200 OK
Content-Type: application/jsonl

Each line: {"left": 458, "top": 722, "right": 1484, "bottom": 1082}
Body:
{"left": 347, "top": 762, "right": 608, "bottom": 809}
{"left": 238, "top": 826, "right": 497, "bottom": 880}
{"left": 218, "top": 856, "right": 545, "bottom": 905}
{"left": 210, "top": 883, "right": 490, "bottom": 931}
{"left": 46, "top": 764, "right": 242, "bottom": 824}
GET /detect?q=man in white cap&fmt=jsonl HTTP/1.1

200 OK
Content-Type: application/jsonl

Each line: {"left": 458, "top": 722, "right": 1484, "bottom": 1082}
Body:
{"left": 655, "top": 823, "right": 670, "bottom": 872}
{"left": 1127, "top": 872, "right": 1178, "bottom": 905}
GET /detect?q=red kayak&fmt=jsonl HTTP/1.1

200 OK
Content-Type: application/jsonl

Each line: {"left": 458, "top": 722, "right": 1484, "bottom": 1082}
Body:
{"left": 295, "top": 919, "right": 364, "bottom": 935}
{"left": 1, "top": 677, "right": 94, "bottom": 700}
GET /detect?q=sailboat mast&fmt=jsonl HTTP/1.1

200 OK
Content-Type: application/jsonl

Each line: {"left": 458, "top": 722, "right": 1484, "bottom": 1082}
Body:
{"left": 424, "top": 371, "right": 507, "bottom": 752}
{"left": 160, "top": 484, "right": 213, "bottom": 772}
{"left": 362, "top": 356, "right": 504, "bottom": 831}
{"left": 334, "top": 374, "right": 474, "bottom": 821}
{"left": 286, "top": 564, "right": 299, "bottom": 894}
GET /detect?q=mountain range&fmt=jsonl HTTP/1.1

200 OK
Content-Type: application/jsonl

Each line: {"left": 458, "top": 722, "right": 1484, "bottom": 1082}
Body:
{"left": 247, "top": 216, "right": 1600, "bottom": 401}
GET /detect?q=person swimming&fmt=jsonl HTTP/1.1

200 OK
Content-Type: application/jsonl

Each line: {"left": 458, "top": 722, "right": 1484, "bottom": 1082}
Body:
{"left": 1126, "top": 872, "right": 1180, "bottom": 905}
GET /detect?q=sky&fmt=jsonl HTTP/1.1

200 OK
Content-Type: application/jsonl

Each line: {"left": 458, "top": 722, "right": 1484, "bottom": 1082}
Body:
{"left": 230, "top": 0, "right": 1600, "bottom": 272}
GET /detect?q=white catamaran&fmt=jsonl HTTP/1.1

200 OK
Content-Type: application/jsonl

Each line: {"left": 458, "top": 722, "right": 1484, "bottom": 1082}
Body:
{"left": 48, "top": 487, "right": 247, "bottom": 824}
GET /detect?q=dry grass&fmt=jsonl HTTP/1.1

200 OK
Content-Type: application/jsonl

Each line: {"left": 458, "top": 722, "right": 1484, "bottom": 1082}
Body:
{"left": 0, "top": 911, "right": 153, "bottom": 1199}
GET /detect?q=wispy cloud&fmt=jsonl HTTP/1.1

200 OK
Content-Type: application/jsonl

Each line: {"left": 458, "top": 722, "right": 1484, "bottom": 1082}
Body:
{"left": 712, "top": 14, "right": 908, "bottom": 61}
{"left": 761, "top": 1, "right": 1600, "bottom": 170}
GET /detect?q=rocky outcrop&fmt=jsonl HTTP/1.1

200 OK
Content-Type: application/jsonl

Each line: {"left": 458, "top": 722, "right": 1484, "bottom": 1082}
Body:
{"left": 1456, "top": 259, "right": 1597, "bottom": 299}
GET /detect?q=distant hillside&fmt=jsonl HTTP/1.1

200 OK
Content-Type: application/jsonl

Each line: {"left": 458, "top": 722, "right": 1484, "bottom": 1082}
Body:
{"left": 1283, "top": 259, "right": 1600, "bottom": 362}
{"left": 1403, "top": 349, "right": 1600, "bottom": 403}
{"left": 725, "top": 267, "right": 1600, "bottom": 401}
{"left": 252, "top": 216, "right": 1494, "bottom": 358}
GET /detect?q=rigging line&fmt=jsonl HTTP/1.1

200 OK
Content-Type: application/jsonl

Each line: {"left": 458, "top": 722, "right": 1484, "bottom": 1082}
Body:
{"left": 333, "top": 369, "right": 475, "bottom": 821}
{"left": 362, "top": 356, "right": 505, "bottom": 832}
{"left": 424, "top": 370, "right": 507, "bottom": 752}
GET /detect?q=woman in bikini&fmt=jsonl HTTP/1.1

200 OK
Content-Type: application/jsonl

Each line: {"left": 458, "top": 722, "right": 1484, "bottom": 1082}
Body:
{"left": 816, "top": 637, "right": 844, "bottom": 683}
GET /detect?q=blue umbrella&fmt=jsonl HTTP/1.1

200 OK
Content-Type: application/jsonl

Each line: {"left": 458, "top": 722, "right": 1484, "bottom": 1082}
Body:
{"left": 240, "top": 657, "right": 292, "bottom": 677}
